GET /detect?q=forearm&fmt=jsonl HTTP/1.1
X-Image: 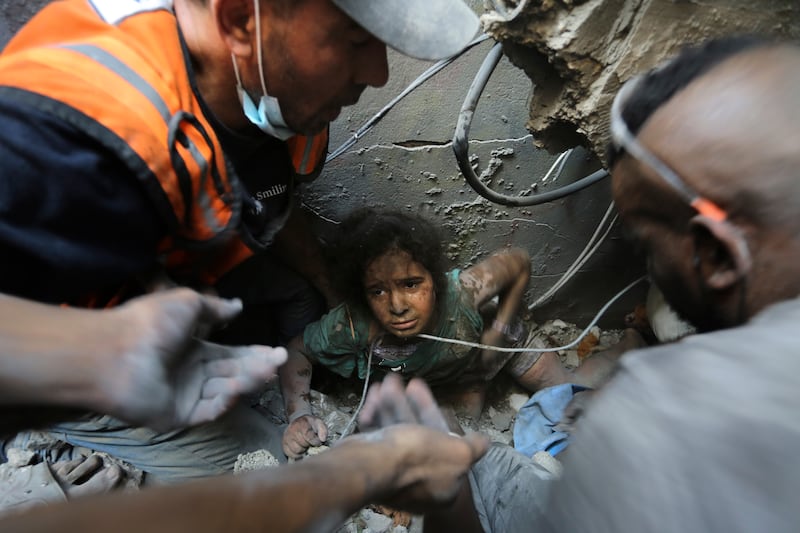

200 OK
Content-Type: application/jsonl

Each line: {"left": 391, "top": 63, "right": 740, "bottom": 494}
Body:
{"left": 2, "top": 438, "right": 394, "bottom": 533}
{"left": 479, "top": 326, "right": 507, "bottom": 357}
{"left": 475, "top": 249, "right": 530, "bottom": 366}
{"left": 480, "top": 275, "right": 526, "bottom": 360}
{"left": 279, "top": 338, "right": 315, "bottom": 420}
{"left": 0, "top": 294, "right": 116, "bottom": 410}
{"left": 492, "top": 250, "right": 531, "bottom": 327}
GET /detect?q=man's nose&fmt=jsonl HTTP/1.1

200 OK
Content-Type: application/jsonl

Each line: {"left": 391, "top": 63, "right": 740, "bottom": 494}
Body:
{"left": 356, "top": 38, "right": 389, "bottom": 88}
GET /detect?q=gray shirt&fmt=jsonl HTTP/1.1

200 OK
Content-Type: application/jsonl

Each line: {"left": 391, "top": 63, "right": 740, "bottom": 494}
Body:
{"left": 543, "top": 298, "right": 800, "bottom": 532}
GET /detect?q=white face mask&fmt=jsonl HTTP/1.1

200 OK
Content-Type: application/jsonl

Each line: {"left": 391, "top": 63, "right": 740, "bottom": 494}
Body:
{"left": 231, "top": 0, "right": 296, "bottom": 140}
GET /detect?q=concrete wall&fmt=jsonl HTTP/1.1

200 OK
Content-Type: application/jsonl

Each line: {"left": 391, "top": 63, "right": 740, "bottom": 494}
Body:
{"left": 312, "top": 32, "right": 642, "bottom": 327}
{"left": 0, "top": 1, "right": 37, "bottom": 46}
{"left": 1, "top": 1, "right": 644, "bottom": 327}
{"left": 482, "top": 0, "right": 800, "bottom": 156}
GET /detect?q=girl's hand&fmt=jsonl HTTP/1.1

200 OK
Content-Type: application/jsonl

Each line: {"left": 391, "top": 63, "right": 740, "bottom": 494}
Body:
{"left": 282, "top": 414, "right": 329, "bottom": 459}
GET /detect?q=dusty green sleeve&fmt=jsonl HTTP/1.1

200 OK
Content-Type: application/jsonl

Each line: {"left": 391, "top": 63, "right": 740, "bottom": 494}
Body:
{"left": 302, "top": 304, "right": 369, "bottom": 379}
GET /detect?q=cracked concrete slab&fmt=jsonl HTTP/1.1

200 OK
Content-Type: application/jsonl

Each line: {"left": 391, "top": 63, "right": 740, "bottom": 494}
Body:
{"left": 481, "top": 0, "right": 800, "bottom": 157}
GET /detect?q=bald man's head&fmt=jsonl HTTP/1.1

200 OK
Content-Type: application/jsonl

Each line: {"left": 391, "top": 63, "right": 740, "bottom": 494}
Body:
{"left": 611, "top": 38, "right": 800, "bottom": 331}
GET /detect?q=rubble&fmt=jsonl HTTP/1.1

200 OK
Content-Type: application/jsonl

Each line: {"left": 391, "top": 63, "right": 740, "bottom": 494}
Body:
{"left": 481, "top": 0, "right": 800, "bottom": 158}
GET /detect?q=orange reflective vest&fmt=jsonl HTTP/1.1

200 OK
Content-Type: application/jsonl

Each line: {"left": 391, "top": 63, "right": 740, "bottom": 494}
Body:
{"left": 0, "top": 0, "right": 328, "bottom": 292}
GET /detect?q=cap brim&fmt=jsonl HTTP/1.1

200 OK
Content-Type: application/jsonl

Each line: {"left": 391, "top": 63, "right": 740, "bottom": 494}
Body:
{"left": 331, "top": 0, "right": 480, "bottom": 61}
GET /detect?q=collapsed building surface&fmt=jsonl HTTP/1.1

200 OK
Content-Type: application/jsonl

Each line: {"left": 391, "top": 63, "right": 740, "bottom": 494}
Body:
{"left": 481, "top": 0, "right": 800, "bottom": 157}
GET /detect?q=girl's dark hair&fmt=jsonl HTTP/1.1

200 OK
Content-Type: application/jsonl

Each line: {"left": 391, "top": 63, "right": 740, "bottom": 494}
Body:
{"left": 326, "top": 208, "right": 448, "bottom": 312}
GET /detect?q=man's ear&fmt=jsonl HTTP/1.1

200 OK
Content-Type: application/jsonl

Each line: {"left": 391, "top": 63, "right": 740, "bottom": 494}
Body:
{"left": 689, "top": 215, "right": 752, "bottom": 291}
{"left": 214, "top": 0, "right": 255, "bottom": 57}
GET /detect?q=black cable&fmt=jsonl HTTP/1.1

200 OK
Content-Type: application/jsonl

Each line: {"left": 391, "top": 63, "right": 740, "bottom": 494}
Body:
{"left": 327, "top": 35, "right": 490, "bottom": 163}
{"left": 452, "top": 42, "right": 609, "bottom": 207}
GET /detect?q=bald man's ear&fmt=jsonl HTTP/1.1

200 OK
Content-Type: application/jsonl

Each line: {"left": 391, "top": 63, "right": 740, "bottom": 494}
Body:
{"left": 690, "top": 215, "right": 752, "bottom": 291}
{"left": 214, "top": 0, "right": 255, "bottom": 57}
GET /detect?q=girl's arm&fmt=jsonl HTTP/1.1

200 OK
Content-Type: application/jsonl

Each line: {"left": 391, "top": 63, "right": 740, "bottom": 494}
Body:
{"left": 279, "top": 336, "right": 328, "bottom": 458}
{"left": 459, "top": 248, "right": 531, "bottom": 362}
{"left": 279, "top": 336, "right": 315, "bottom": 421}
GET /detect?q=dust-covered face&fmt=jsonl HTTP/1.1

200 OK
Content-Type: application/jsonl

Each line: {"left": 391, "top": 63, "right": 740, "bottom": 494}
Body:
{"left": 364, "top": 249, "right": 436, "bottom": 339}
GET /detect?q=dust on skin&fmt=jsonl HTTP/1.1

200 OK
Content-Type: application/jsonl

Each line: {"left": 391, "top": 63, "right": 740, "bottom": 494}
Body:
{"left": 458, "top": 254, "right": 520, "bottom": 308}
{"left": 364, "top": 249, "right": 436, "bottom": 339}
{"left": 285, "top": 393, "right": 313, "bottom": 416}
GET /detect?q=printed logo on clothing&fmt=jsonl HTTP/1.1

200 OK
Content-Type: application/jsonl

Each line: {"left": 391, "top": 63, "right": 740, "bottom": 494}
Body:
{"left": 254, "top": 184, "right": 288, "bottom": 202}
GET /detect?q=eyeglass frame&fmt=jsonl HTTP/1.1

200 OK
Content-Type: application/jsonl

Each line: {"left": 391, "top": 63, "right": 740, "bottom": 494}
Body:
{"left": 609, "top": 73, "right": 728, "bottom": 223}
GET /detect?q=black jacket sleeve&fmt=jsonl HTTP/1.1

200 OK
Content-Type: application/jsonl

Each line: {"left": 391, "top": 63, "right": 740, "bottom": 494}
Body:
{"left": 0, "top": 99, "right": 166, "bottom": 303}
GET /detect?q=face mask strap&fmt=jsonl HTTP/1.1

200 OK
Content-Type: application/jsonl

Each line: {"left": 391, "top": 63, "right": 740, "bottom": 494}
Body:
{"left": 231, "top": 54, "right": 244, "bottom": 88}
{"left": 253, "top": 0, "right": 269, "bottom": 97}
{"left": 228, "top": 0, "right": 296, "bottom": 139}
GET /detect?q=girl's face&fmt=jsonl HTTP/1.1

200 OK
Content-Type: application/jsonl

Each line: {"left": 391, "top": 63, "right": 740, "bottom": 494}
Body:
{"left": 363, "top": 248, "right": 436, "bottom": 339}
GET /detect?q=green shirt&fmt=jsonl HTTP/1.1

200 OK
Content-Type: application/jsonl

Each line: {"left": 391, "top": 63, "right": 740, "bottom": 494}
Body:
{"left": 302, "top": 270, "right": 485, "bottom": 387}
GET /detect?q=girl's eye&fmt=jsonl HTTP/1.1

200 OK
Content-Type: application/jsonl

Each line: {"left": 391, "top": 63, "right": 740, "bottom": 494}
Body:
{"left": 369, "top": 288, "right": 385, "bottom": 297}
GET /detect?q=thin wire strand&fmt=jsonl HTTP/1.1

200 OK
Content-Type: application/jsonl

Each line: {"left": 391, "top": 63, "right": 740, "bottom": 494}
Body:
{"left": 326, "top": 34, "right": 491, "bottom": 163}
{"left": 528, "top": 201, "right": 617, "bottom": 310}
{"left": 540, "top": 148, "right": 573, "bottom": 183}
{"left": 340, "top": 340, "right": 374, "bottom": 438}
{"left": 420, "top": 276, "right": 647, "bottom": 353}
{"left": 530, "top": 214, "right": 618, "bottom": 309}
{"left": 337, "top": 275, "right": 645, "bottom": 437}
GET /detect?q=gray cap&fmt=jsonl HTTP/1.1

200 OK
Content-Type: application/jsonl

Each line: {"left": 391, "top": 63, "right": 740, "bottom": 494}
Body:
{"left": 331, "top": 0, "right": 480, "bottom": 61}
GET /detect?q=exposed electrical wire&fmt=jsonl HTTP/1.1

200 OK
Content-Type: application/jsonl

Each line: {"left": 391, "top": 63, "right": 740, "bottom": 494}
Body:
{"left": 340, "top": 274, "right": 645, "bottom": 438}
{"left": 528, "top": 201, "right": 618, "bottom": 310}
{"left": 339, "top": 339, "right": 375, "bottom": 438}
{"left": 541, "top": 148, "right": 573, "bottom": 183}
{"left": 452, "top": 42, "right": 608, "bottom": 206}
{"left": 419, "top": 276, "right": 646, "bottom": 353}
{"left": 326, "top": 34, "right": 491, "bottom": 163}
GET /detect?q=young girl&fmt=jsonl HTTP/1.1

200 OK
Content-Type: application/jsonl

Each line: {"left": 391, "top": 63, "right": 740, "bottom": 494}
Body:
{"left": 279, "top": 209, "right": 548, "bottom": 458}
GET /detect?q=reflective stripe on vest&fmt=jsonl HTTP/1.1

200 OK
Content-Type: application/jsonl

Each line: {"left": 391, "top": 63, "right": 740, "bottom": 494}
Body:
{"left": 288, "top": 129, "right": 329, "bottom": 177}
{"left": 0, "top": 1, "right": 239, "bottom": 246}
{"left": 0, "top": 0, "right": 329, "bottom": 288}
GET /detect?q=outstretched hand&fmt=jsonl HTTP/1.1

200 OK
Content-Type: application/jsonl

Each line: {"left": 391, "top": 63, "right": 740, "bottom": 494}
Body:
{"left": 345, "top": 374, "right": 489, "bottom": 513}
{"left": 358, "top": 373, "right": 451, "bottom": 432}
{"left": 101, "top": 289, "right": 287, "bottom": 431}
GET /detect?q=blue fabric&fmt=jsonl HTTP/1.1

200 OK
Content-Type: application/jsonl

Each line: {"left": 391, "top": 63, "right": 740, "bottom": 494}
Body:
{"left": 513, "top": 383, "right": 588, "bottom": 457}
{"left": 469, "top": 444, "right": 555, "bottom": 533}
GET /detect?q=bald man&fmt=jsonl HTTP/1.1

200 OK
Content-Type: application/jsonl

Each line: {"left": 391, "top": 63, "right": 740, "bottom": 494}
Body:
{"left": 540, "top": 37, "right": 800, "bottom": 532}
